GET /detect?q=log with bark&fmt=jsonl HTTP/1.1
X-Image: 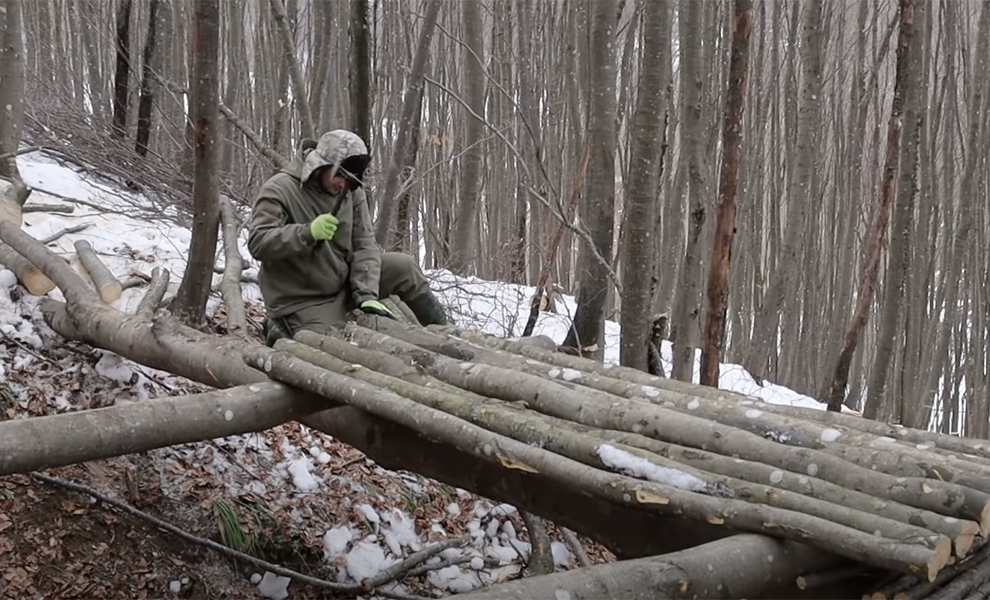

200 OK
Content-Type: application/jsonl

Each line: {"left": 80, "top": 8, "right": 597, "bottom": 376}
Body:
{"left": 74, "top": 239, "right": 123, "bottom": 303}
{"left": 217, "top": 195, "right": 246, "bottom": 335}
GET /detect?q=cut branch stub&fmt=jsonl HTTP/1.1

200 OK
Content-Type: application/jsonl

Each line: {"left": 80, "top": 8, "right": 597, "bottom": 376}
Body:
{"left": 0, "top": 178, "right": 31, "bottom": 227}
{"left": 0, "top": 241, "right": 56, "bottom": 295}
{"left": 74, "top": 239, "right": 122, "bottom": 303}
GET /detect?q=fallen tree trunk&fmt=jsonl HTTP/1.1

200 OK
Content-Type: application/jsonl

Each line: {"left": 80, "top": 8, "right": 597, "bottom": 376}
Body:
{"left": 0, "top": 382, "right": 332, "bottom": 476}
{"left": 247, "top": 345, "right": 954, "bottom": 579}
{"left": 454, "top": 533, "right": 852, "bottom": 600}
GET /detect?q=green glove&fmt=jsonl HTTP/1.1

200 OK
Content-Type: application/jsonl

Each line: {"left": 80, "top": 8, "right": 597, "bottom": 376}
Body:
{"left": 310, "top": 213, "right": 339, "bottom": 241}
{"left": 360, "top": 299, "right": 396, "bottom": 319}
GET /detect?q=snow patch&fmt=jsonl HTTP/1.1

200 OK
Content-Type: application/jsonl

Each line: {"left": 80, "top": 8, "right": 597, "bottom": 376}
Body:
{"left": 286, "top": 457, "right": 319, "bottom": 492}
{"left": 323, "top": 526, "right": 354, "bottom": 558}
{"left": 258, "top": 572, "right": 290, "bottom": 599}
{"left": 344, "top": 541, "right": 396, "bottom": 582}
{"left": 820, "top": 428, "right": 842, "bottom": 443}
{"left": 597, "top": 444, "right": 707, "bottom": 492}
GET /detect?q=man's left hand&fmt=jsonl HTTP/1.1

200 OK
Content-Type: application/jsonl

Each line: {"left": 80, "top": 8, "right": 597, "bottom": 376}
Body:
{"left": 360, "top": 299, "right": 396, "bottom": 319}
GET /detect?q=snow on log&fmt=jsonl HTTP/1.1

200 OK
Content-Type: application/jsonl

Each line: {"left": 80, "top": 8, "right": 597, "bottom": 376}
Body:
{"left": 74, "top": 239, "right": 123, "bottom": 303}
{"left": 453, "top": 533, "right": 850, "bottom": 600}
{"left": 246, "top": 345, "right": 954, "bottom": 580}
{"left": 0, "top": 382, "right": 332, "bottom": 476}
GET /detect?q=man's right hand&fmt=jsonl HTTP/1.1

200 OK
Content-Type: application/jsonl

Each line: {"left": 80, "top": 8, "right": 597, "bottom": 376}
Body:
{"left": 310, "top": 213, "right": 339, "bottom": 241}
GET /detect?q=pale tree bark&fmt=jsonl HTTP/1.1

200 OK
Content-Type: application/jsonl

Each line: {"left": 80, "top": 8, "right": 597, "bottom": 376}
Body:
{"left": 135, "top": 0, "right": 163, "bottom": 156}
{"left": 111, "top": 0, "right": 132, "bottom": 139}
{"left": 448, "top": 0, "right": 485, "bottom": 276}
{"left": 826, "top": 0, "right": 916, "bottom": 412}
{"left": 619, "top": 0, "right": 671, "bottom": 371}
{"left": 743, "top": 0, "right": 824, "bottom": 383}
{"left": 699, "top": 0, "right": 753, "bottom": 388}
{"left": 561, "top": 0, "right": 616, "bottom": 359}
{"left": 268, "top": 0, "right": 315, "bottom": 139}
{"left": 0, "top": 0, "right": 25, "bottom": 180}
{"left": 864, "top": 0, "right": 929, "bottom": 420}
{"left": 669, "top": 0, "right": 706, "bottom": 381}
{"left": 375, "top": 0, "right": 441, "bottom": 247}
{"left": 171, "top": 0, "right": 221, "bottom": 327}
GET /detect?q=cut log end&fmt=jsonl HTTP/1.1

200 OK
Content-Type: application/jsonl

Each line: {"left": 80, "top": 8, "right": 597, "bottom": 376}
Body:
{"left": 0, "top": 201, "right": 21, "bottom": 227}
{"left": 98, "top": 280, "right": 123, "bottom": 304}
{"left": 981, "top": 500, "right": 990, "bottom": 536}
{"left": 23, "top": 265, "right": 57, "bottom": 296}
{"left": 926, "top": 536, "right": 952, "bottom": 582}
{"left": 954, "top": 521, "right": 979, "bottom": 557}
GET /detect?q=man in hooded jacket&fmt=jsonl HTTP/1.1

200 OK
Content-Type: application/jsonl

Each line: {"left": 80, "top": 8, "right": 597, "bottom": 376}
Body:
{"left": 247, "top": 129, "right": 447, "bottom": 345}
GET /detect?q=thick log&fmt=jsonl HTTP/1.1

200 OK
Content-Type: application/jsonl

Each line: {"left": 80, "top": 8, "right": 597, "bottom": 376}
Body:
{"left": 74, "top": 239, "right": 123, "bottom": 303}
{"left": 454, "top": 533, "right": 850, "bottom": 600}
{"left": 343, "top": 324, "right": 990, "bottom": 531}
{"left": 218, "top": 196, "right": 246, "bottom": 335}
{"left": 279, "top": 338, "right": 952, "bottom": 553}
{"left": 247, "top": 346, "right": 954, "bottom": 580}
{"left": 0, "top": 382, "right": 332, "bottom": 476}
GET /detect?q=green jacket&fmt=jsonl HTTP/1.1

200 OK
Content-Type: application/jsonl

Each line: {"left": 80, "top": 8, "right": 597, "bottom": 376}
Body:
{"left": 247, "top": 137, "right": 381, "bottom": 319}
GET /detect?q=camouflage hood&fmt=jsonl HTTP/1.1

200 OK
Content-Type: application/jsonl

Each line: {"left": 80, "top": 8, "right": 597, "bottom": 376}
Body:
{"left": 298, "top": 130, "right": 371, "bottom": 186}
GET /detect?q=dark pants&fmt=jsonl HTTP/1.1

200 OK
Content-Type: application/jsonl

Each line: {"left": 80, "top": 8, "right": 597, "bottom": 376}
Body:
{"left": 276, "top": 252, "right": 431, "bottom": 337}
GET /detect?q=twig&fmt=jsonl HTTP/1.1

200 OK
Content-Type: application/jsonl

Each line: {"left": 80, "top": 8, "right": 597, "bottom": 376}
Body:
{"left": 219, "top": 104, "right": 287, "bottom": 168}
{"left": 363, "top": 535, "right": 469, "bottom": 589}
{"left": 30, "top": 473, "right": 408, "bottom": 595}
{"left": 22, "top": 203, "right": 75, "bottom": 214}
{"left": 0, "top": 328, "right": 61, "bottom": 368}
{"left": 38, "top": 223, "right": 91, "bottom": 245}
{"left": 32, "top": 473, "right": 458, "bottom": 599}
{"left": 0, "top": 145, "right": 41, "bottom": 160}
{"left": 405, "top": 554, "right": 501, "bottom": 578}
{"left": 561, "top": 527, "right": 592, "bottom": 568}
{"left": 120, "top": 277, "right": 148, "bottom": 290}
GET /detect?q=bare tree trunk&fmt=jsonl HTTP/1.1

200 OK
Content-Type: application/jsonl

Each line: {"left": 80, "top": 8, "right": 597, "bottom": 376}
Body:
{"left": 561, "top": 0, "right": 616, "bottom": 359}
{"left": 268, "top": 0, "right": 315, "bottom": 139}
{"left": 375, "top": 0, "right": 441, "bottom": 246}
{"left": 699, "top": 0, "right": 753, "bottom": 388}
{"left": 826, "top": 0, "right": 916, "bottom": 412}
{"left": 619, "top": 0, "right": 671, "bottom": 371}
{"left": 863, "top": 0, "right": 929, "bottom": 420}
{"left": 111, "top": 0, "right": 132, "bottom": 139}
{"left": 135, "top": 0, "right": 162, "bottom": 156}
{"left": 448, "top": 0, "right": 486, "bottom": 276}
{"left": 0, "top": 0, "right": 25, "bottom": 180}
{"left": 171, "top": 0, "right": 221, "bottom": 327}
{"left": 669, "top": 0, "right": 707, "bottom": 382}
{"left": 349, "top": 0, "right": 371, "bottom": 146}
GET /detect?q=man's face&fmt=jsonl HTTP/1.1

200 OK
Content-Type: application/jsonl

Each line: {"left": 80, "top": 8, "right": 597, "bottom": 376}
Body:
{"left": 319, "top": 168, "right": 352, "bottom": 195}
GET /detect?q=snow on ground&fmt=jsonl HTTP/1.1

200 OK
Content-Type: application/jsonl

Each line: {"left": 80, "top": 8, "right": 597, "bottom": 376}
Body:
{"left": 1, "top": 148, "right": 843, "bottom": 598}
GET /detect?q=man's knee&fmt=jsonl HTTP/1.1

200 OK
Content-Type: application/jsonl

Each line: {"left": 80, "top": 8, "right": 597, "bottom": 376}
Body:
{"left": 380, "top": 252, "right": 429, "bottom": 298}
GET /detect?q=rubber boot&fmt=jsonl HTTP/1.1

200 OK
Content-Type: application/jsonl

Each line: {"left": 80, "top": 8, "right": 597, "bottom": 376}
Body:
{"left": 262, "top": 317, "right": 288, "bottom": 347}
{"left": 404, "top": 290, "right": 448, "bottom": 326}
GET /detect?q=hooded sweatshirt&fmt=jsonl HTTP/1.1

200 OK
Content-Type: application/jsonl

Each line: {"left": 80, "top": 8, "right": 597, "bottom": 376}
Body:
{"left": 247, "top": 131, "right": 381, "bottom": 319}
